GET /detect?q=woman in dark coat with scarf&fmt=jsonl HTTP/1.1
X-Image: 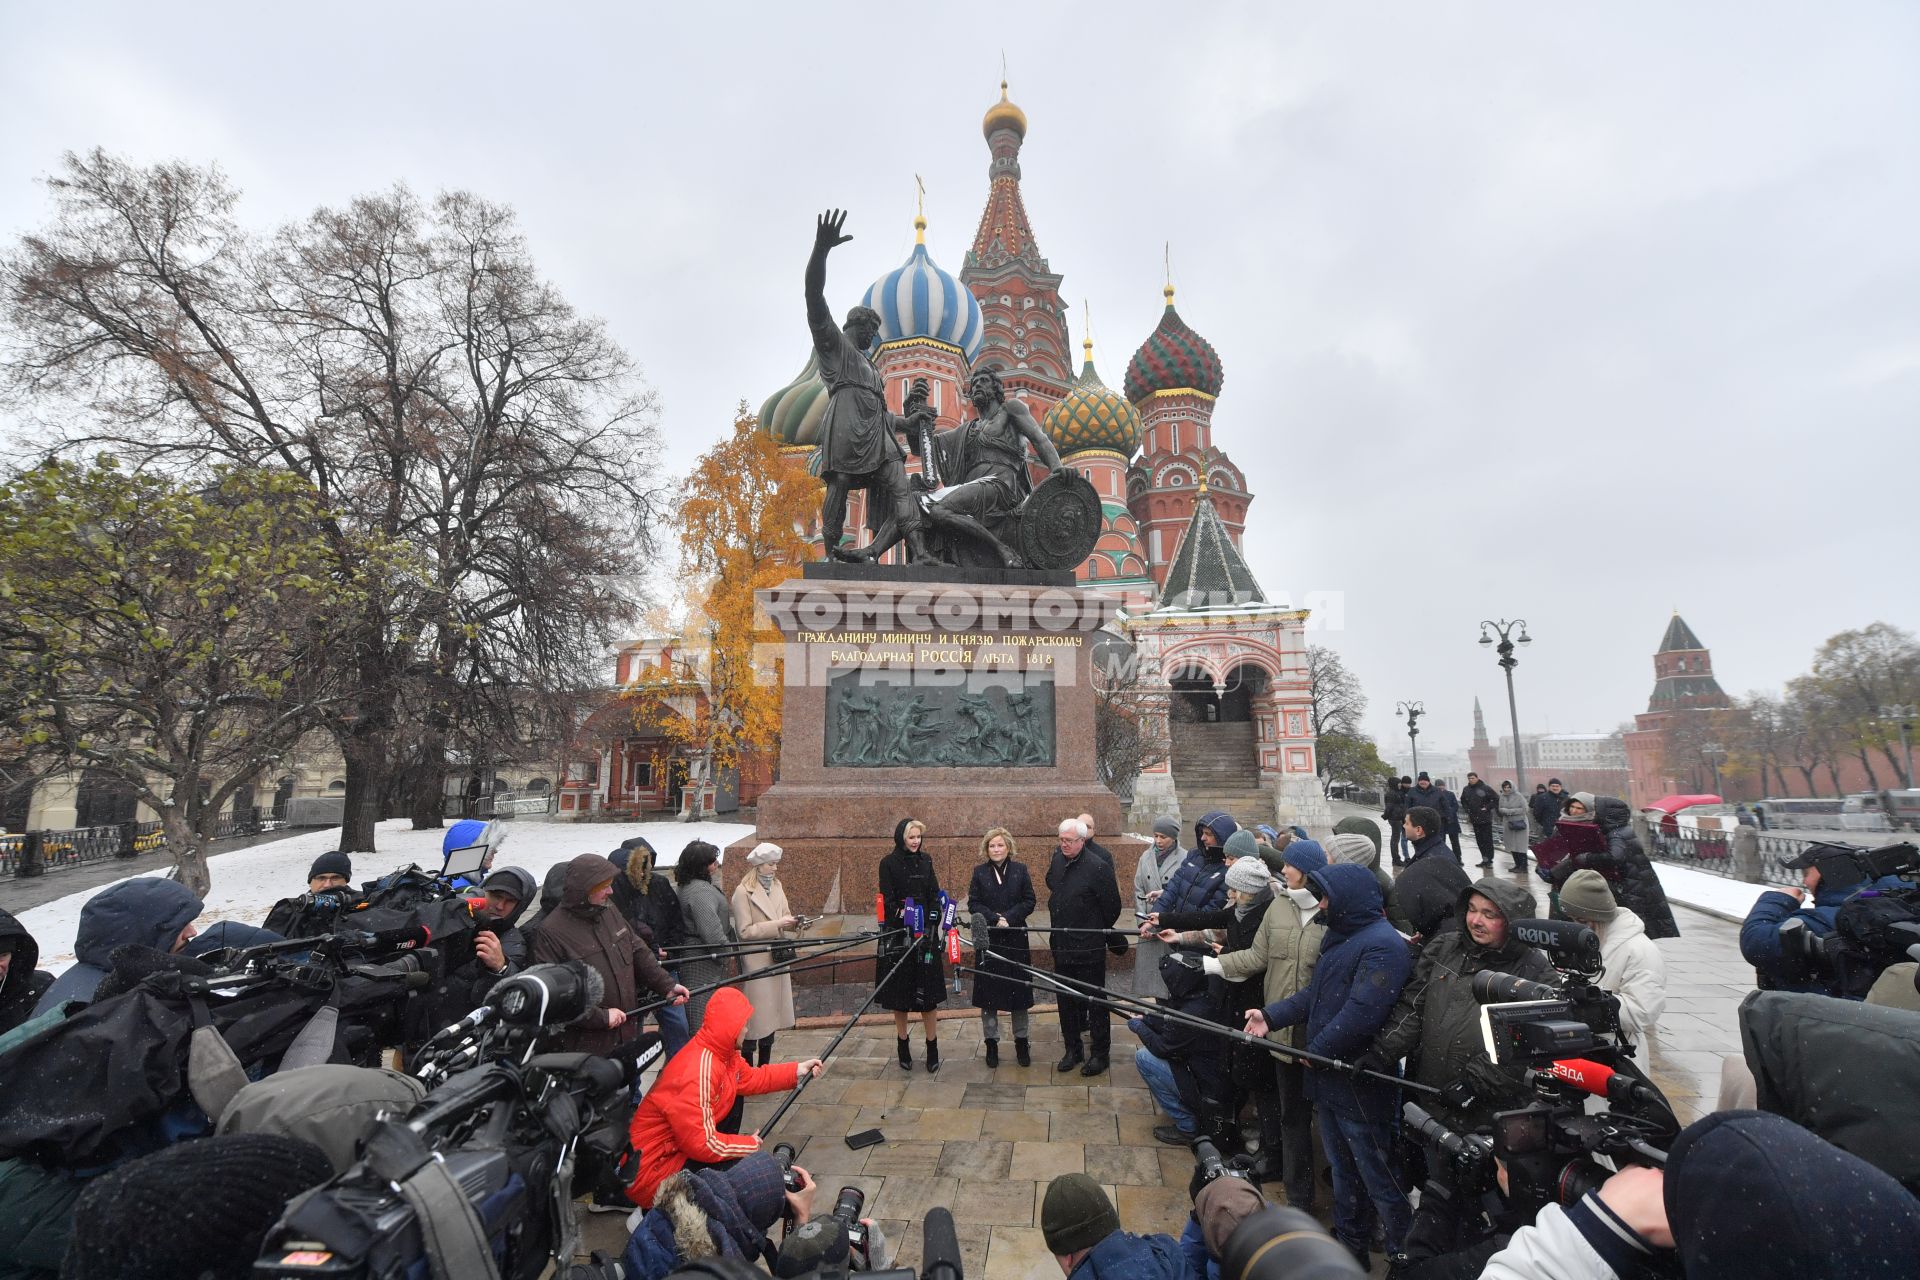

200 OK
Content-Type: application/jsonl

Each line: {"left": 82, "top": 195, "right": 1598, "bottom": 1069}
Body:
{"left": 966, "top": 827, "right": 1036, "bottom": 1068}
{"left": 876, "top": 817, "right": 948, "bottom": 1072}
{"left": 1546, "top": 796, "right": 1680, "bottom": 940}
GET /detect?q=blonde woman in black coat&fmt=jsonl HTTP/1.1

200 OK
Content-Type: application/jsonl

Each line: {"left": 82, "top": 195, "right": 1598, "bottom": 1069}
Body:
{"left": 966, "top": 827, "right": 1035, "bottom": 1068}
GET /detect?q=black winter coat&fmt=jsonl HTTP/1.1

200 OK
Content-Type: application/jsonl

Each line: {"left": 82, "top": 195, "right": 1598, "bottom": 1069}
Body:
{"left": 1394, "top": 834, "right": 1473, "bottom": 944}
{"left": 1132, "top": 956, "right": 1230, "bottom": 1135}
{"left": 876, "top": 822, "right": 948, "bottom": 1012}
{"left": 967, "top": 858, "right": 1036, "bottom": 1013}
{"left": 610, "top": 844, "right": 686, "bottom": 955}
{"left": 1382, "top": 787, "right": 1410, "bottom": 825}
{"left": 1530, "top": 790, "right": 1561, "bottom": 837}
{"left": 1045, "top": 846, "right": 1122, "bottom": 964}
{"left": 1547, "top": 797, "right": 1680, "bottom": 940}
{"left": 1154, "top": 892, "right": 1273, "bottom": 1095}
{"left": 1461, "top": 781, "right": 1500, "bottom": 824}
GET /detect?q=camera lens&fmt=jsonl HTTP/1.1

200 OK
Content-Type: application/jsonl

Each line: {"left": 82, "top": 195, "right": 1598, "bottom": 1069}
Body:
{"left": 1221, "top": 1204, "right": 1366, "bottom": 1279}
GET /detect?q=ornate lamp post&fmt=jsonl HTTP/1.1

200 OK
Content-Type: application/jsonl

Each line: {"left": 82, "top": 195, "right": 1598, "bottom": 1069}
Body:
{"left": 1396, "top": 701, "right": 1425, "bottom": 777}
{"left": 1478, "top": 619, "right": 1532, "bottom": 793}
{"left": 1701, "top": 742, "right": 1727, "bottom": 799}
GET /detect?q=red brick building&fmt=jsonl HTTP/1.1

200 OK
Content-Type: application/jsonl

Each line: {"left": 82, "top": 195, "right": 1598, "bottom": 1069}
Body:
{"left": 1625, "top": 613, "right": 1732, "bottom": 807}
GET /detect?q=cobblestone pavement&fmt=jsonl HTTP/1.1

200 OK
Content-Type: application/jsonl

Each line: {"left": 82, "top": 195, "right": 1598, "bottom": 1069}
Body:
{"left": 580, "top": 888, "right": 1752, "bottom": 1277}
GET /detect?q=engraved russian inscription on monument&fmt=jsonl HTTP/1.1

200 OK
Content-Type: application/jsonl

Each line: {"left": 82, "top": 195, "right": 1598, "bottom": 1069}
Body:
{"left": 823, "top": 669, "right": 1056, "bottom": 768}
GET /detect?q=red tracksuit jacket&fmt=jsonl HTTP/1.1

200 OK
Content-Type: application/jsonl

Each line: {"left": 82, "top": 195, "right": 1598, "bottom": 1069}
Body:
{"left": 625, "top": 985, "right": 799, "bottom": 1207}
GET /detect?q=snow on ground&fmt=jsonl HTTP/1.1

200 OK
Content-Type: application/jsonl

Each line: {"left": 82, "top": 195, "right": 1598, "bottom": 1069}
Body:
{"left": 1651, "top": 862, "right": 1774, "bottom": 922}
{"left": 19, "top": 817, "right": 754, "bottom": 974}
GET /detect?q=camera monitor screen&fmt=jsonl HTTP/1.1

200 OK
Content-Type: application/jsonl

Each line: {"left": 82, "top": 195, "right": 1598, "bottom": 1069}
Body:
{"left": 440, "top": 841, "right": 491, "bottom": 881}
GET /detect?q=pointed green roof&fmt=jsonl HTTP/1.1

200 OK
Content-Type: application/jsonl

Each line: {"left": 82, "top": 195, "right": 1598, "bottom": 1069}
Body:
{"left": 1658, "top": 613, "right": 1706, "bottom": 653}
{"left": 1156, "top": 484, "right": 1263, "bottom": 610}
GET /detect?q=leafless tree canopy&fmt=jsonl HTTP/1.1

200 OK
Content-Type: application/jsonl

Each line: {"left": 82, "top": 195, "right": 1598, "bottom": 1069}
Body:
{"left": 2, "top": 151, "right": 665, "bottom": 849}
{"left": 1305, "top": 645, "right": 1367, "bottom": 738}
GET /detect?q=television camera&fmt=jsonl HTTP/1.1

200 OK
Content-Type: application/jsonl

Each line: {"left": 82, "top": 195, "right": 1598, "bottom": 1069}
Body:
{"left": 255, "top": 962, "right": 645, "bottom": 1280}
{"left": 1774, "top": 841, "right": 1920, "bottom": 997}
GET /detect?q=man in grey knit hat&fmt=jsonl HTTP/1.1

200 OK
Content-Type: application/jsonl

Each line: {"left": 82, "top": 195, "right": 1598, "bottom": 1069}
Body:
{"left": 1133, "top": 817, "right": 1187, "bottom": 998}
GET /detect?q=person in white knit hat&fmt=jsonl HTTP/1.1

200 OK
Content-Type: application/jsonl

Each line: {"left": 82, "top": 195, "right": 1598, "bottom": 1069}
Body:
{"left": 732, "top": 841, "right": 802, "bottom": 1066}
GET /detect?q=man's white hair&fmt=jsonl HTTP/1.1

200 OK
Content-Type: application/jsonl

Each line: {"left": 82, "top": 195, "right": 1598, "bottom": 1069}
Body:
{"left": 1058, "top": 818, "right": 1089, "bottom": 839}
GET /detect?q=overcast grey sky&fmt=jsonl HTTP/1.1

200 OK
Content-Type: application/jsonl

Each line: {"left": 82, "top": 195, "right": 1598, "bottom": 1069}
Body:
{"left": 3, "top": 3, "right": 1916, "bottom": 755}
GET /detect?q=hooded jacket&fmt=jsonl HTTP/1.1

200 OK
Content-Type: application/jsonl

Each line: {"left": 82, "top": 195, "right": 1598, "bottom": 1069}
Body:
{"left": 1259, "top": 864, "right": 1412, "bottom": 1122}
{"left": 620, "top": 1156, "right": 784, "bottom": 1279}
{"left": 527, "top": 853, "right": 676, "bottom": 1055}
{"left": 1592, "top": 907, "right": 1665, "bottom": 1052}
{"left": 1131, "top": 953, "right": 1231, "bottom": 1136}
{"left": 1547, "top": 798, "right": 1679, "bottom": 940}
{"left": 626, "top": 986, "right": 800, "bottom": 1209}
{"left": 1497, "top": 787, "right": 1529, "bottom": 833}
{"left": 1157, "top": 838, "right": 1229, "bottom": 921}
{"left": 1392, "top": 829, "right": 1472, "bottom": 946}
{"left": 0, "top": 910, "right": 52, "bottom": 1036}
{"left": 1739, "top": 989, "right": 1920, "bottom": 1194}
{"left": 611, "top": 840, "right": 685, "bottom": 953}
{"left": 33, "top": 878, "right": 202, "bottom": 1016}
{"left": 1065, "top": 1229, "right": 1191, "bottom": 1280}
{"left": 1737, "top": 870, "right": 1907, "bottom": 994}
{"left": 1371, "top": 876, "right": 1556, "bottom": 1128}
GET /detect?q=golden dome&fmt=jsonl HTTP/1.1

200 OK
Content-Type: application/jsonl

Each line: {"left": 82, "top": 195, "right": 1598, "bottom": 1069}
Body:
{"left": 982, "top": 81, "right": 1027, "bottom": 140}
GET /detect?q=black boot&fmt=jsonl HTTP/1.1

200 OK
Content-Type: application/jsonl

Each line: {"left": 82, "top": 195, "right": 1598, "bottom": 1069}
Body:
{"left": 1056, "top": 1041, "right": 1084, "bottom": 1072}
{"left": 897, "top": 1037, "right": 913, "bottom": 1071}
{"left": 984, "top": 1039, "right": 999, "bottom": 1068}
{"left": 1015, "top": 1037, "right": 1032, "bottom": 1067}
{"left": 755, "top": 1034, "right": 775, "bottom": 1068}
{"left": 925, "top": 1040, "right": 940, "bottom": 1073}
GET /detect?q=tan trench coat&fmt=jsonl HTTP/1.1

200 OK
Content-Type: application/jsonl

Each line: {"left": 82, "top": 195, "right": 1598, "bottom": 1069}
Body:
{"left": 732, "top": 875, "right": 797, "bottom": 1040}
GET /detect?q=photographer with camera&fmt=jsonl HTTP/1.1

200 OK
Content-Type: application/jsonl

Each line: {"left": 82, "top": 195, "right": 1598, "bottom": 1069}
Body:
{"left": 1244, "top": 862, "right": 1414, "bottom": 1270}
{"left": 1740, "top": 844, "right": 1910, "bottom": 996}
{"left": 1479, "top": 1109, "right": 1920, "bottom": 1279}
{"left": 1042, "top": 1172, "right": 1191, "bottom": 1278}
{"left": 32, "top": 878, "right": 202, "bottom": 1015}
{"left": 529, "top": 853, "right": 689, "bottom": 1058}
{"left": 622, "top": 1149, "right": 820, "bottom": 1278}
{"left": 1369, "top": 878, "right": 1554, "bottom": 1133}
{"left": 1131, "top": 952, "right": 1232, "bottom": 1148}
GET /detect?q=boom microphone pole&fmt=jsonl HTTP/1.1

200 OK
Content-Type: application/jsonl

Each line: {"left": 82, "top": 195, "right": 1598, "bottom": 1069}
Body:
{"left": 756, "top": 940, "right": 924, "bottom": 1139}
{"left": 956, "top": 941, "right": 1441, "bottom": 1096}
{"left": 658, "top": 929, "right": 887, "bottom": 960}
{"left": 623, "top": 930, "right": 903, "bottom": 1019}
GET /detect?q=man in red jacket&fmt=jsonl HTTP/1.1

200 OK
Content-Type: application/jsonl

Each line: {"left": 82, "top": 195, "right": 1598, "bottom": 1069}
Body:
{"left": 626, "top": 986, "right": 824, "bottom": 1209}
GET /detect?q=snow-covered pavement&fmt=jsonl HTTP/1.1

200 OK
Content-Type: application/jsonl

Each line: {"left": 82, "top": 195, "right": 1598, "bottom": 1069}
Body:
{"left": 18, "top": 818, "right": 754, "bottom": 974}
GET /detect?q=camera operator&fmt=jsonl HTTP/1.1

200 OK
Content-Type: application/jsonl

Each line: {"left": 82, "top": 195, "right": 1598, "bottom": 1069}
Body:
{"left": 1368, "top": 878, "right": 1553, "bottom": 1132}
{"left": 1131, "top": 952, "right": 1232, "bottom": 1148}
{"left": 1740, "top": 845, "right": 1909, "bottom": 995}
{"left": 32, "top": 878, "right": 202, "bottom": 1015}
{"left": 1396, "top": 806, "right": 1473, "bottom": 950}
{"left": 0, "top": 909, "right": 53, "bottom": 1036}
{"left": 1480, "top": 1110, "right": 1920, "bottom": 1279}
{"left": 1041, "top": 1172, "right": 1190, "bottom": 1277}
{"left": 529, "top": 853, "right": 689, "bottom": 1058}
{"left": 623, "top": 1150, "right": 819, "bottom": 1278}
{"left": 1556, "top": 870, "right": 1666, "bottom": 1051}
{"left": 1244, "top": 863, "right": 1413, "bottom": 1269}
{"left": 626, "top": 987, "right": 824, "bottom": 1210}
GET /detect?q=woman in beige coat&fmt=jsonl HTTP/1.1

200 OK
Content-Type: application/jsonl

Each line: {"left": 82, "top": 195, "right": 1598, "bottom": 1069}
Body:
{"left": 732, "top": 841, "right": 801, "bottom": 1066}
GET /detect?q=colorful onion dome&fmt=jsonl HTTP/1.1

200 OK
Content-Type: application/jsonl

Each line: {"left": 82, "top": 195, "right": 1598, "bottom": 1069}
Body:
{"left": 758, "top": 352, "right": 826, "bottom": 449}
{"left": 1043, "top": 337, "right": 1142, "bottom": 457}
{"left": 861, "top": 216, "right": 985, "bottom": 362}
{"left": 982, "top": 80, "right": 1027, "bottom": 140}
{"left": 1124, "top": 283, "right": 1225, "bottom": 402}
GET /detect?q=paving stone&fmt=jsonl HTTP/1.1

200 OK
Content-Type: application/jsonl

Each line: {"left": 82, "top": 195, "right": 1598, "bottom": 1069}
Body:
{"left": 962, "top": 1082, "right": 1030, "bottom": 1109}
{"left": 981, "top": 1108, "right": 1037, "bottom": 1141}
{"left": 985, "top": 1226, "right": 1065, "bottom": 1280}
{"left": 935, "top": 1138, "right": 1014, "bottom": 1180}
{"left": 949, "top": 1176, "right": 1037, "bottom": 1226}
{"left": 870, "top": 1174, "right": 961, "bottom": 1222}
{"left": 862, "top": 1140, "right": 948, "bottom": 1176}
{"left": 1024, "top": 1084, "right": 1090, "bottom": 1111}
{"left": 1087, "top": 1085, "right": 1155, "bottom": 1114}
{"left": 1083, "top": 1142, "right": 1165, "bottom": 1185}
{"left": 1007, "top": 1138, "right": 1083, "bottom": 1182}
{"left": 916, "top": 1107, "right": 986, "bottom": 1141}
{"left": 1045, "top": 1110, "right": 1119, "bottom": 1144}
{"left": 1116, "top": 1182, "right": 1193, "bottom": 1234}
{"left": 901, "top": 1080, "right": 972, "bottom": 1108}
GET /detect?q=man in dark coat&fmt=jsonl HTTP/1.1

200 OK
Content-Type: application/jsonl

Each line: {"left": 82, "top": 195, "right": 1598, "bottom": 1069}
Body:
{"left": 1460, "top": 773, "right": 1501, "bottom": 868}
{"left": 0, "top": 909, "right": 52, "bottom": 1036}
{"left": 1394, "top": 805, "right": 1472, "bottom": 948}
{"left": 1408, "top": 773, "right": 1460, "bottom": 862}
{"left": 33, "top": 878, "right": 202, "bottom": 1015}
{"left": 1383, "top": 777, "right": 1412, "bottom": 865}
{"left": 1130, "top": 952, "right": 1229, "bottom": 1145}
{"left": 528, "top": 853, "right": 687, "bottom": 1058}
{"left": 1547, "top": 797, "right": 1680, "bottom": 941}
{"left": 1530, "top": 779, "right": 1565, "bottom": 841}
{"left": 1047, "top": 817, "right": 1122, "bottom": 1077}
{"left": 1249, "top": 862, "right": 1414, "bottom": 1269}
{"left": 1370, "top": 876, "right": 1557, "bottom": 1131}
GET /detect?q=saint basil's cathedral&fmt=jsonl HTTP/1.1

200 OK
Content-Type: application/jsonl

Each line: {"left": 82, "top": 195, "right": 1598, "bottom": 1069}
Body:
{"left": 754, "top": 84, "right": 1327, "bottom": 832}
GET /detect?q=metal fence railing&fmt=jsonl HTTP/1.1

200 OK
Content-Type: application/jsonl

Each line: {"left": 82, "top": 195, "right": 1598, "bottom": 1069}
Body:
{"left": 3, "top": 807, "right": 285, "bottom": 879}
{"left": 1645, "top": 824, "right": 1813, "bottom": 888}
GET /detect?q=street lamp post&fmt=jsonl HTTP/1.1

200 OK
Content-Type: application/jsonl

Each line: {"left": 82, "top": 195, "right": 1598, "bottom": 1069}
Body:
{"left": 1478, "top": 619, "right": 1532, "bottom": 794}
{"left": 1701, "top": 742, "right": 1727, "bottom": 799}
{"left": 1396, "top": 701, "right": 1425, "bottom": 778}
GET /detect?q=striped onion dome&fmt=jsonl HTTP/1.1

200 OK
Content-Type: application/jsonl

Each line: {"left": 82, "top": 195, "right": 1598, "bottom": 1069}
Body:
{"left": 1043, "top": 338, "right": 1141, "bottom": 457}
{"left": 758, "top": 352, "right": 827, "bottom": 449}
{"left": 1124, "top": 283, "right": 1225, "bottom": 402}
{"left": 861, "top": 216, "right": 985, "bottom": 362}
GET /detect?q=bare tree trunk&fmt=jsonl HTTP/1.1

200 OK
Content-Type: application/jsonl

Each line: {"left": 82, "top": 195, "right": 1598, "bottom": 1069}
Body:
{"left": 1878, "top": 745, "right": 1911, "bottom": 789}
{"left": 341, "top": 730, "right": 387, "bottom": 852}
{"left": 1826, "top": 763, "right": 1845, "bottom": 796}
{"left": 1796, "top": 765, "right": 1818, "bottom": 795}
{"left": 1857, "top": 749, "right": 1881, "bottom": 790}
{"left": 408, "top": 731, "right": 449, "bottom": 830}
{"left": 163, "top": 808, "right": 211, "bottom": 899}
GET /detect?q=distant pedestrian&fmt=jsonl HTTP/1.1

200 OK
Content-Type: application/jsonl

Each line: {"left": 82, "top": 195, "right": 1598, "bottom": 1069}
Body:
{"left": 1461, "top": 772, "right": 1500, "bottom": 868}
{"left": 1497, "top": 780, "right": 1531, "bottom": 874}
{"left": 1530, "top": 778, "right": 1565, "bottom": 841}
{"left": 1382, "top": 777, "right": 1411, "bottom": 866}
{"left": 1409, "top": 773, "right": 1461, "bottom": 863}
